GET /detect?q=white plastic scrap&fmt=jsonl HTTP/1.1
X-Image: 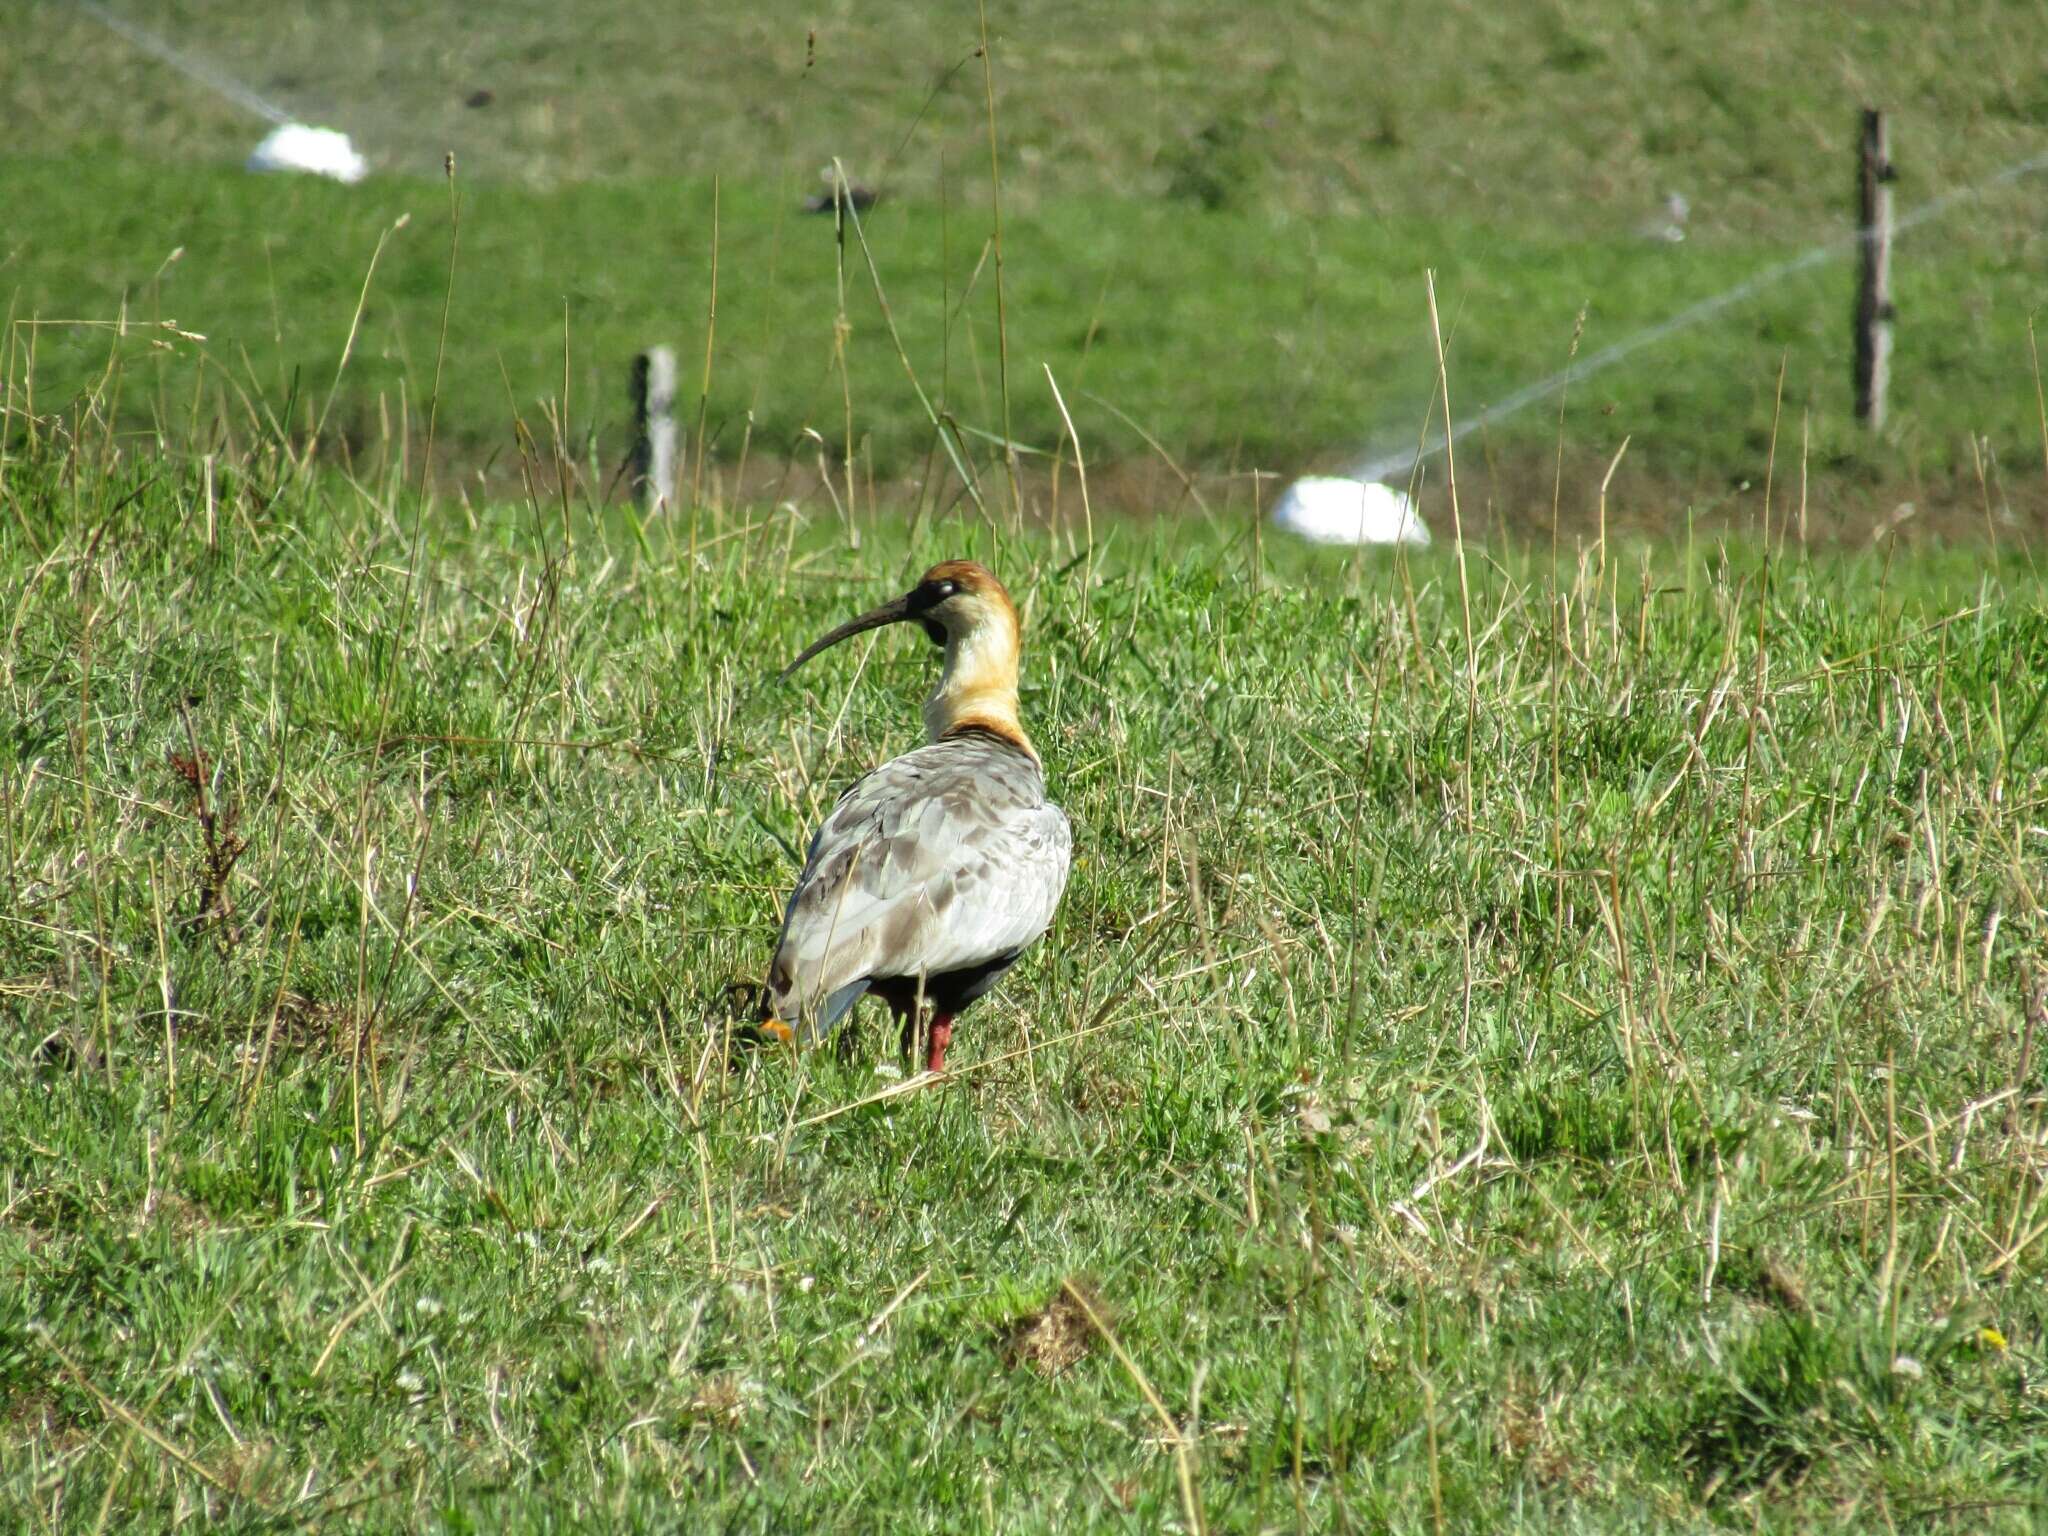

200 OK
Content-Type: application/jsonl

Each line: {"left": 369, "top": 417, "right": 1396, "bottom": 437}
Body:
{"left": 1270, "top": 476, "right": 1430, "bottom": 547}
{"left": 247, "top": 123, "right": 368, "bottom": 184}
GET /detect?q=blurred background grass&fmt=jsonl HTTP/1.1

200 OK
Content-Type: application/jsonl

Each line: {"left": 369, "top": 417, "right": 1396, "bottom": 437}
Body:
{"left": 5, "top": 0, "right": 2047, "bottom": 523}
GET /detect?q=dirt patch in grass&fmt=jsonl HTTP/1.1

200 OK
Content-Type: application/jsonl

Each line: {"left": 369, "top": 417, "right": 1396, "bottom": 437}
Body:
{"left": 1001, "top": 1281, "right": 1103, "bottom": 1378}
{"left": 1498, "top": 1381, "right": 1596, "bottom": 1495}
{"left": 2, "top": 1390, "right": 92, "bottom": 1458}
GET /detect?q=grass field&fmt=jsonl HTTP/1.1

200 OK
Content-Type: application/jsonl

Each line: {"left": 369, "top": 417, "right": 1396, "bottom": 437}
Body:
{"left": 4, "top": 420, "right": 2048, "bottom": 1528}
{"left": 7, "top": 0, "right": 2048, "bottom": 502}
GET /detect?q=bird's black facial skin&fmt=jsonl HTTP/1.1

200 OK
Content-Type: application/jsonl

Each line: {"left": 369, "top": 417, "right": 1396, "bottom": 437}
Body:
{"left": 906, "top": 578, "right": 960, "bottom": 647}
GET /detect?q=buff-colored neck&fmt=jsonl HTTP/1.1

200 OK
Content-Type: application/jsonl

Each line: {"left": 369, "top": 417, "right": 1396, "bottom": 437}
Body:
{"left": 923, "top": 603, "right": 1034, "bottom": 759}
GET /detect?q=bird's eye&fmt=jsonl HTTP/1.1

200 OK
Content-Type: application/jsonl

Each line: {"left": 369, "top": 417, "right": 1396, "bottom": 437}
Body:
{"left": 938, "top": 581, "right": 957, "bottom": 598}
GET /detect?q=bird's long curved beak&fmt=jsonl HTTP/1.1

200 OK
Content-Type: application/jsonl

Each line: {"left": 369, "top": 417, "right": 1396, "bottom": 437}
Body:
{"left": 780, "top": 592, "right": 915, "bottom": 681}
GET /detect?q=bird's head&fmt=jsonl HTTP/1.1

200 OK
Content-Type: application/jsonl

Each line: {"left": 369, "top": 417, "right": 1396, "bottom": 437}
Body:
{"left": 780, "top": 561, "right": 1017, "bottom": 671}
{"left": 781, "top": 561, "right": 1031, "bottom": 754}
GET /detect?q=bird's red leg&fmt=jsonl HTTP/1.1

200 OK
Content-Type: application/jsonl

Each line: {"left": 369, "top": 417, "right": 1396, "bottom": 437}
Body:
{"left": 925, "top": 1014, "right": 955, "bottom": 1074}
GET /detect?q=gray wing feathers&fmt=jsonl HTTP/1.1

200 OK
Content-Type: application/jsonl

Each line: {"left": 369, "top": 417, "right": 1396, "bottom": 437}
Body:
{"left": 768, "top": 737, "right": 1071, "bottom": 1032}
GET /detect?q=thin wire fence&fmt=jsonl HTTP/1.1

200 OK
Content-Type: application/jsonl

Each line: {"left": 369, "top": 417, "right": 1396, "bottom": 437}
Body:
{"left": 74, "top": 0, "right": 293, "bottom": 128}
{"left": 68, "top": 0, "right": 2048, "bottom": 489}
{"left": 1353, "top": 146, "right": 2048, "bottom": 484}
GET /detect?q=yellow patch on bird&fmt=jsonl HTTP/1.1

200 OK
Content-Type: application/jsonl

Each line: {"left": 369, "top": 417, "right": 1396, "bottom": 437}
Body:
{"left": 758, "top": 1018, "right": 795, "bottom": 1044}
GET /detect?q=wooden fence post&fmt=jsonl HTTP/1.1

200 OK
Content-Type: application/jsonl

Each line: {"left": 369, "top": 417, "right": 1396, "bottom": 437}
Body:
{"left": 630, "top": 346, "right": 678, "bottom": 513}
{"left": 1853, "top": 109, "right": 1893, "bottom": 430}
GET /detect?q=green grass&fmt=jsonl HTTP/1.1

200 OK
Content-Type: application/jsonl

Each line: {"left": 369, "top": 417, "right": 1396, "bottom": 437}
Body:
{"left": 4, "top": 426, "right": 2048, "bottom": 1529}
{"left": 7, "top": 0, "right": 2048, "bottom": 490}
{"left": 17, "top": 0, "right": 2048, "bottom": 228}
{"left": 6, "top": 153, "right": 2046, "bottom": 504}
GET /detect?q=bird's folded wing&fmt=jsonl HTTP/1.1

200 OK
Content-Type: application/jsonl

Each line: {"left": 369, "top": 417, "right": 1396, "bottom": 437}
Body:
{"left": 771, "top": 753, "right": 1070, "bottom": 1016}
